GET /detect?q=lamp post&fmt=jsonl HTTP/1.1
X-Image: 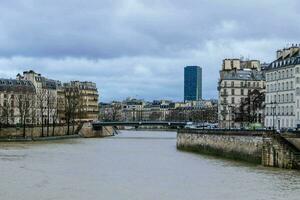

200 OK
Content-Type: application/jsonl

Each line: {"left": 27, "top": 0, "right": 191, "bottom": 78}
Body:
{"left": 270, "top": 101, "right": 277, "bottom": 132}
{"left": 228, "top": 105, "right": 233, "bottom": 130}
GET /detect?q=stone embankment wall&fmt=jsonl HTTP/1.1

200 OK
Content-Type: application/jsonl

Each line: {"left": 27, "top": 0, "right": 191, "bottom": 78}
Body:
{"left": 0, "top": 125, "right": 79, "bottom": 138}
{"left": 177, "top": 129, "right": 263, "bottom": 164}
{"left": 262, "top": 133, "right": 300, "bottom": 169}
{"left": 0, "top": 122, "right": 116, "bottom": 141}
{"left": 79, "top": 123, "right": 116, "bottom": 138}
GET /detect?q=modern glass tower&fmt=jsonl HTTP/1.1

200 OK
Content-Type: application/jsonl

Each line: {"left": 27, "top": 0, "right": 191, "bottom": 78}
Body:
{"left": 184, "top": 66, "right": 202, "bottom": 101}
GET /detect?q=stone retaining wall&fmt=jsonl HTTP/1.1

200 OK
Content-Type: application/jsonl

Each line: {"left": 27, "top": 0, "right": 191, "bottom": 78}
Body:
{"left": 177, "top": 129, "right": 263, "bottom": 164}
{"left": 0, "top": 125, "right": 79, "bottom": 138}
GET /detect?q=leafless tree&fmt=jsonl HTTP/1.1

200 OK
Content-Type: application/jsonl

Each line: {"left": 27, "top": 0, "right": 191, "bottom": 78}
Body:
{"left": 51, "top": 100, "right": 59, "bottom": 136}
{"left": 149, "top": 111, "right": 162, "bottom": 121}
{"left": 46, "top": 90, "right": 56, "bottom": 136}
{"left": 0, "top": 95, "right": 13, "bottom": 126}
{"left": 36, "top": 89, "right": 47, "bottom": 136}
{"left": 65, "top": 87, "right": 80, "bottom": 135}
{"left": 235, "top": 89, "right": 265, "bottom": 126}
{"left": 16, "top": 92, "right": 34, "bottom": 137}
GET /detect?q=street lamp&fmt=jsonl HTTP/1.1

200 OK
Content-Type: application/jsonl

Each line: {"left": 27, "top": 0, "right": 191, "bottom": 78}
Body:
{"left": 228, "top": 105, "right": 233, "bottom": 130}
{"left": 270, "top": 101, "right": 277, "bottom": 132}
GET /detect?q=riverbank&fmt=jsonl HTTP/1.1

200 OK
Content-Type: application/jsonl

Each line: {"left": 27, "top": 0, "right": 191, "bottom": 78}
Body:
{"left": 0, "top": 134, "right": 81, "bottom": 142}
{"left": 177, "top": 129, "right": 263, "bottom": 164}
{"left": 177, "top": 129, "right": 300, "bottom": 169}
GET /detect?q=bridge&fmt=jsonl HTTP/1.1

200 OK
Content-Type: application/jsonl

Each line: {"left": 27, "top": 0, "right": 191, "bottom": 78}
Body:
{"left": 92, "top": 121, "right": 188, "bottom": 130}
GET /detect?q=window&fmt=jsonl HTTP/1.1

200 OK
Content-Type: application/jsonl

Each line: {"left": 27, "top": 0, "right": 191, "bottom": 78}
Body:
{"left": 296, "top": 67, "right": 300, "bottom": 74}
{"left": 231, "top": 97, "right": 235, "bottom": 104}
{"left": 231, "top": 81, "right": 234, "bottom": 87}
{"left": 231, "top": 89, "right": 235, "bottom": 95}
{"left": 297, "top": 77, "right": 300, "bottom": 84}
{"left": 297, "top": 87, "right": 300, "bottom": 96}
{"left": 241, "top": 89, "right": 244, "bottom": 95}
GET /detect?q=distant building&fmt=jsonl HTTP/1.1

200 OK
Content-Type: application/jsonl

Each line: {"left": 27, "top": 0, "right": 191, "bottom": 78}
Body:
{"left": 63, "top": 81, "right": 99, "bottom": 122}
{"left": 265, "top": 45, "right": 300, "bottom": 129}
{"left": 184, "top": 66, "right": 202, "bottom": 101}
{"left": 0, "top": 70, "right": 100, "bottom": 126}
{"left": 218, "top": 59, "right": 265, "bottom": 129}
{"left": 18, "top": 70, "right": 58, "bottom": 125}
{"left": 99, "top": 98, "right": 218, "bottom": 123}
{"left": 0, "top": 79, "right": 36, "bottom": 125}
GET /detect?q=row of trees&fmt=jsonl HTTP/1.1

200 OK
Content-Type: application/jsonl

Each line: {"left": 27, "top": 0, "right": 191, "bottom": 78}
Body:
{"left": 0, "top": 87, "right": 83, "bottom": 137}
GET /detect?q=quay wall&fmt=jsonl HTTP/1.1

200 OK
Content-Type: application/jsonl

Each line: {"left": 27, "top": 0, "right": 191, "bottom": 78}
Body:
{"left": 177, "top": 129, "right": 263, "bottom": 164}
{"left": 0, "top": 125, "right": 79, "bottom": 139}
{"left": 0, "top": 123, "right": 116, "bottom": 141}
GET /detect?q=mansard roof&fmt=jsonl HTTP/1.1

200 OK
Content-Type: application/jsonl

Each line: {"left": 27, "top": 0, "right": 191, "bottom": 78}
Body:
{"left": 267, "top": 56, "right": 300, "bottom": 70}
{"left": 0, "top": 79, "right": 36, "bottom": 93}
{"left": 221, "top": 69, "right": 265, "bottom": 81}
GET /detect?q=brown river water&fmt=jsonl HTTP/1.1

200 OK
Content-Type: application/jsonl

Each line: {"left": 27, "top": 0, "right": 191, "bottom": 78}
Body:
{"left": 0, "top": 130, "right": 300, "bottom": 200}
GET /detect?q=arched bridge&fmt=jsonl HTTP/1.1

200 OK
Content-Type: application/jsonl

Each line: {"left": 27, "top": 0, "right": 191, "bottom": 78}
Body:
{"left": 92, "top": 121, "right": 187, "bottom": 130}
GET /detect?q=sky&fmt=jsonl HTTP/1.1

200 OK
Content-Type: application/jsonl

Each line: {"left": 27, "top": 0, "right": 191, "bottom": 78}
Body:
{"left": 0, "top": 0, "right": 299, "bottom": 102}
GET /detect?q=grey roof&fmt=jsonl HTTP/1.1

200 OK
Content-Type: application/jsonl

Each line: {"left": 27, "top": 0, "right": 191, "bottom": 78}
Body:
{"left": 41, "top": 77, "right": 57, "bottom": 90}
{"left": 221, "top": 70, "right": 265, "bottom": 81}
{"left": 266, "top": 56, "right": 300, "bottom": 70}
{"left": 0, "top": 79, "right": 36, "bottom": 93}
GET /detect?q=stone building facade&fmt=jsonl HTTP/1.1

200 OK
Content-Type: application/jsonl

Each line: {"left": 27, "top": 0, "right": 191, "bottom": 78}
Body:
{"left": 265, "top": 45, "right": 300, "bottom": 129}
{"left": 0, "top": 70, "right": 100, "bottom": 126}
{"left": 17, "top": 70, "right": 58, "bottom": 125}
{"left": 63, "top": 81, "right": 99, "bottom": 122}
{"left": 0, "top": 79, "right": 36, "bottom": 125}
{"left": 218, "top": 59, "right": 265, "bottom": 129}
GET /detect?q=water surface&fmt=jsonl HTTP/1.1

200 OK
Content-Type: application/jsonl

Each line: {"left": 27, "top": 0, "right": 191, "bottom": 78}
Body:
{"left": 0, "top": 131, "right": 300, "bottom": 200}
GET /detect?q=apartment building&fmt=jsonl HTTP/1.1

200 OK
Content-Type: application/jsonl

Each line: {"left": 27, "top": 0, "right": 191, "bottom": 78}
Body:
{"left": 63, "top": 81, "right": 99, "bottom": 122}
{"left": 17, "top": 70, "right": 58, "bottom": 125}
{"left": 265, "top": 45, "right": 300, "bottom": 129}
{"left": 218, "top": 59, "right": 265, "bottom": 129}
{"left": 0, "top": 79, "right": 36, "bottom": 125}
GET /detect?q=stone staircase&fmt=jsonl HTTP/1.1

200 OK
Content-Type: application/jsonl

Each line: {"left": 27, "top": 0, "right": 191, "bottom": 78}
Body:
{"left": 262, "top": 132, "right": 300, "bottom": 169}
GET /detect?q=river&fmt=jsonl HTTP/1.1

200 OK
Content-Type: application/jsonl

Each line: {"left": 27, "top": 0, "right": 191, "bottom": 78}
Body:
{"left": 0, "top": 130, "right": 300, "bottom": 200}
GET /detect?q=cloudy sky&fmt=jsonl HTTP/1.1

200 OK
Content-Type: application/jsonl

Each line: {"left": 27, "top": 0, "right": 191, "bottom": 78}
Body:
{"left": 0, "top": 0, "right": 299, "bottom": 102}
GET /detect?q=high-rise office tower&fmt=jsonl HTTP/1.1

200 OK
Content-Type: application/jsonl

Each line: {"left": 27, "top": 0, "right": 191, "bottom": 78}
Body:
{"left": 184, "top": 66, "right": 202, "bottom": 101}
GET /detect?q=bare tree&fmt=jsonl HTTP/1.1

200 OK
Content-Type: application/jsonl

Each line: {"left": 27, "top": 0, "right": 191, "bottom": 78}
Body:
{"left": 46, "top": 90, "right": 56, "bottom": 136}
{"left": 51, "top": 100, "right": 59, "bottom": 136}
{"left": 235, "top": 89, "right": 265, "bottom": 126}
{"left": 149, "top": 111, "right": 162, "bottom": 121}
{"left": 0, "top": 95, "right": 13, "bottom": 126}
{"left": 64, "top": 87, "right": 80, "bottom": 135}
{"left": 36, "top": 89, "right": 47, "bottom": 137}
{"left": 16, "top": 92, "right": 34, "bottom": 137}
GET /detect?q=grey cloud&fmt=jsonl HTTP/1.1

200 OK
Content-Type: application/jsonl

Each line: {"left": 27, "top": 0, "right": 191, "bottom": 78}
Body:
{"left": 0, "top": 0, "right": 299, "bottom": 101}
